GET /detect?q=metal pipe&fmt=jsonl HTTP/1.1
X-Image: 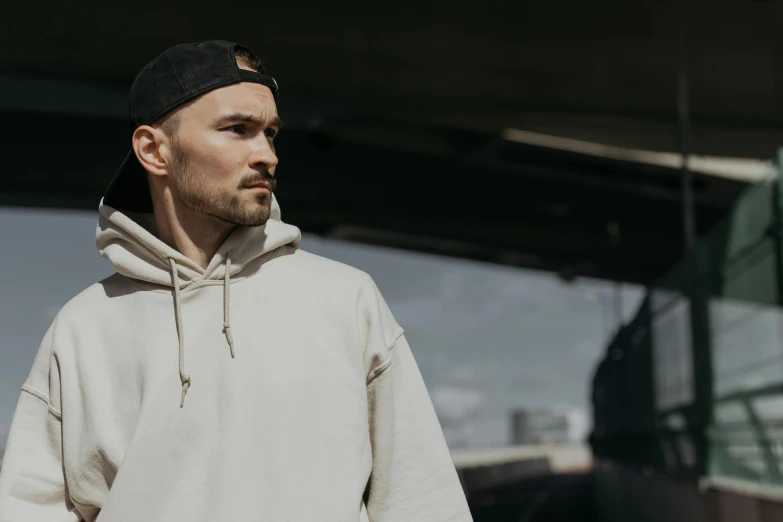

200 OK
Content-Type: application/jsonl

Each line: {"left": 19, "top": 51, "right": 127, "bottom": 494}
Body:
{"left": 678, "top": 6, "right": 696, "bottom": 252}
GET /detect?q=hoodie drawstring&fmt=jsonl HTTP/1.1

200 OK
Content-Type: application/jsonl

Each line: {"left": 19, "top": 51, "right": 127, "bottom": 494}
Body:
{"left": 169, "top": 257, "right": 191, "bottom": 408}
{"left": 223, "top": 255, "right": 235, "bottom": 358}
{"left": 168, "top": 252, "right": 234, "bottom": 408}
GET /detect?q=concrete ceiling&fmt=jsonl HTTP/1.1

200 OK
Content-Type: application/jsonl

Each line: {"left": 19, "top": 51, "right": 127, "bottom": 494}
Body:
{"left": 4, "top": 0, "right": 783, "bottom": 157}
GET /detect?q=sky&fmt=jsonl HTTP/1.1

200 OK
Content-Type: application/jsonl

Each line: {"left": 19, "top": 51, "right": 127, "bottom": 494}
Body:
{"left": 0, "top": 206, "right": 644, "bottom": 454}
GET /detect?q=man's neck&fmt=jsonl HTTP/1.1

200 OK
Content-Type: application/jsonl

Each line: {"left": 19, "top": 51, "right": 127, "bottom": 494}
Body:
{"left": 153, "top": 196, "right": 236, "bottom": 270}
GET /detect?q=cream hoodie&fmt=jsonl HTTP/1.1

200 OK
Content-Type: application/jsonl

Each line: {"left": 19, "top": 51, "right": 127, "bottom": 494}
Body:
{"left": 0, "top": 195, "right": 472, "bottom": 521}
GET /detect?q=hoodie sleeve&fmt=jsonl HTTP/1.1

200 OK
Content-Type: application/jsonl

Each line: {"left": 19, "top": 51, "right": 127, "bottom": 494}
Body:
{"left": 0, "top": 319, "right": 82, "bottom": 522}
{"left": 359, "top": 277, "right": 472, "bottom": 522}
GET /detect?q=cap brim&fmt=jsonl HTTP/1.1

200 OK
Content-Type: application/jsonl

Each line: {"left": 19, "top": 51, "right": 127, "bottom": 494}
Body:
{"left": 103, "top": 149, "right": 154, "bottom": 213}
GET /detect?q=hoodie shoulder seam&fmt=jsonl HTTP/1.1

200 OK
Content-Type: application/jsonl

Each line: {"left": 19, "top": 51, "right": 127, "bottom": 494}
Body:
{"left": 365, "top": 329, "right": 405, "bottom": 385}
{"left": 20, "top": 385, "right": 62, "bottom": 419}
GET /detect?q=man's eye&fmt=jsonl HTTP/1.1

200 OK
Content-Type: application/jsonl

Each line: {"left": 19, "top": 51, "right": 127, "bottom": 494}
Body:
{"left": 228, "top": 125, "right": 247, "bottom": 135}
{"left": 265, "top": 128, "right": 278, "bottom": 139}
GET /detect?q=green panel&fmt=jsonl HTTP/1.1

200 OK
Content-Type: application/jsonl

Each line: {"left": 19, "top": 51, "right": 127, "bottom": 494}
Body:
{"left": 720, "top": 238, "right": 778, "bottom": 305}
{"left": 724, "top": 180, "right": 776, "bottom": 260}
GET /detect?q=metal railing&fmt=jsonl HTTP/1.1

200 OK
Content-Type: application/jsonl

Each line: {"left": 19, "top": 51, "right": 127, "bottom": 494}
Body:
{"left": 591, "top": 150, "right": 783, "bottom": 490}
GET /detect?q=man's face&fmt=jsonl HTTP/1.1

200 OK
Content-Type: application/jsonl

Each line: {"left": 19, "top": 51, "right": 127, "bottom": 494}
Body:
{"left": 166, "top": 73, "right": 281, "bottom": 226}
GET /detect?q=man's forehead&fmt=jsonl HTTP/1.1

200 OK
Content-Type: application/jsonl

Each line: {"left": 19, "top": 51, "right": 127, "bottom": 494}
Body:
{"left": 187, "top": 81, "right": 277, "bottom": 121}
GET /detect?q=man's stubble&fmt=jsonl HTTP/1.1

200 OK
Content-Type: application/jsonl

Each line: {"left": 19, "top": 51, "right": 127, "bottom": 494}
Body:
{"left": 170, "top": 141, "right": 275, "bottom": 227}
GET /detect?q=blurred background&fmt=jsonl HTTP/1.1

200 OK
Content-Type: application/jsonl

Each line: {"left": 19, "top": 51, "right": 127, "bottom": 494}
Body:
{"left": 2, "top": 1, "right": 783, "bottom": 521}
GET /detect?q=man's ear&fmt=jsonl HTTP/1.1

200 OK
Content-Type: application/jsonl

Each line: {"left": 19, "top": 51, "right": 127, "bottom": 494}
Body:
{"left": 132, "top": 126, "right": 170, "bottom": 178}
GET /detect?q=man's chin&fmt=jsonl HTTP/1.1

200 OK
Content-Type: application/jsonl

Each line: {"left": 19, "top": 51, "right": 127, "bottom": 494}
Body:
{"left": 235, "top": 201, "right": 272, "bottom": 227}
{"left": 205, "top": 202, "right": 267, "bottom": 227}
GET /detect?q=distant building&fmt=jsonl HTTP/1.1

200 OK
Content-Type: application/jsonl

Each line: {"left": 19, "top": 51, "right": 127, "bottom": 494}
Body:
{"left": 510, "top": 410, "right": 533, "bottom": 445}
{"left": 510, "top": 408, "right": 571, "bottom": 445}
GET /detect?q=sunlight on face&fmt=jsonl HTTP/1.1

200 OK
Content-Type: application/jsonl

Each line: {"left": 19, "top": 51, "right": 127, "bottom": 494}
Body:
{"left": 168, "top": 78, "right": 281, "bottom": 226}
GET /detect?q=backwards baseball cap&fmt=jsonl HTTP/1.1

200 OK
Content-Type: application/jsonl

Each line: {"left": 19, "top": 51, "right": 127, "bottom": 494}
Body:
{"left": 103, "top": 40, "right": 279, "bottom": 213}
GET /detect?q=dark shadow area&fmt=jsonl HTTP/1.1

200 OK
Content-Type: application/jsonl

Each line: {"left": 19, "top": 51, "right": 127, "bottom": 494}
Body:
{"left": 468, "top": 472, "right": 599, "bottom": 522}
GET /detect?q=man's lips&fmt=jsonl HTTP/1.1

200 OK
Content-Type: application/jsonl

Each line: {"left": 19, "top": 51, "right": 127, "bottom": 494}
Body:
{"left": 244, "top": 182, "right": 272, "bottom": 193}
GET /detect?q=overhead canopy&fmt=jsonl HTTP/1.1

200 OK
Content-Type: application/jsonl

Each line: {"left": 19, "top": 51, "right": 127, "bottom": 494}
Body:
{"left": 1, "top": 0, "right": 777, "bottom": 283}
{"left": 4, "top": 0, "right": 783, "bottom": 156}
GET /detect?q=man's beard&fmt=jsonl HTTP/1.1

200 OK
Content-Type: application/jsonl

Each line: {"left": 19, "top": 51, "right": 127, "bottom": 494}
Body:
{"left": 170, "top": 143, "right": 277, "bottom": 227}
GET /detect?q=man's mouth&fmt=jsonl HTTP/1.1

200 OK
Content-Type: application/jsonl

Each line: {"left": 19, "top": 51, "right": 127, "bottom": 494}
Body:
{"left": 244, "top": 182, "right": 272, "bottom": 193}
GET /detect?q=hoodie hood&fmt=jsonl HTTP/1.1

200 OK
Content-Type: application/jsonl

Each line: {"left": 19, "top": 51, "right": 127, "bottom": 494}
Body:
{"left": 96, "top": 193, "right": 301, "bottom": 290}
{"left": 96, "top": 193, "right": 301, "bottom": 406}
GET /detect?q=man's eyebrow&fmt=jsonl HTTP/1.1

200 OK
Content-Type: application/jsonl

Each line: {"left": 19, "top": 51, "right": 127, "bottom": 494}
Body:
{"left": 214, "top": 113, "right": 284, "bottom": 129}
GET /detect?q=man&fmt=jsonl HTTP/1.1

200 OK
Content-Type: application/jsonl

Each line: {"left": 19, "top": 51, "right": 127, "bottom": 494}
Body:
{"left": 0, "top": 41, "right": 472, "bottom": 521}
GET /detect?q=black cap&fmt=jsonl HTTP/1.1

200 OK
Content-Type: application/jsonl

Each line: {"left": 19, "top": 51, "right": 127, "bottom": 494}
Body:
{"left": 103, "top": 40, "right": 279, "bottom": 213}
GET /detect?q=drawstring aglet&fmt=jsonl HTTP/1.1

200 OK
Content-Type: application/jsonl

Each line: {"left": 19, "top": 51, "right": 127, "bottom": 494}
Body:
{"left": 223, "top": 322, "right": 235, "bottom": 358}
{"left": 180, "top": 378, "right": 191, "bottom": 408}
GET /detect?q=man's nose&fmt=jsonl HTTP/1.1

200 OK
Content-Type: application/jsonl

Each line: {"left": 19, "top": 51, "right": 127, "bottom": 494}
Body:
{"left": 250, "top": 140, "right": 278, "bottom": 172}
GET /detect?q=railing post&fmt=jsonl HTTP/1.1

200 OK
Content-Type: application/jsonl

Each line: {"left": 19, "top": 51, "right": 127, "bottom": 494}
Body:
{"left": 774, "top": 148, "right": 783, "bottom": 307}
{"left": 690, "top": 250, "right": 713, "bottom": 478}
